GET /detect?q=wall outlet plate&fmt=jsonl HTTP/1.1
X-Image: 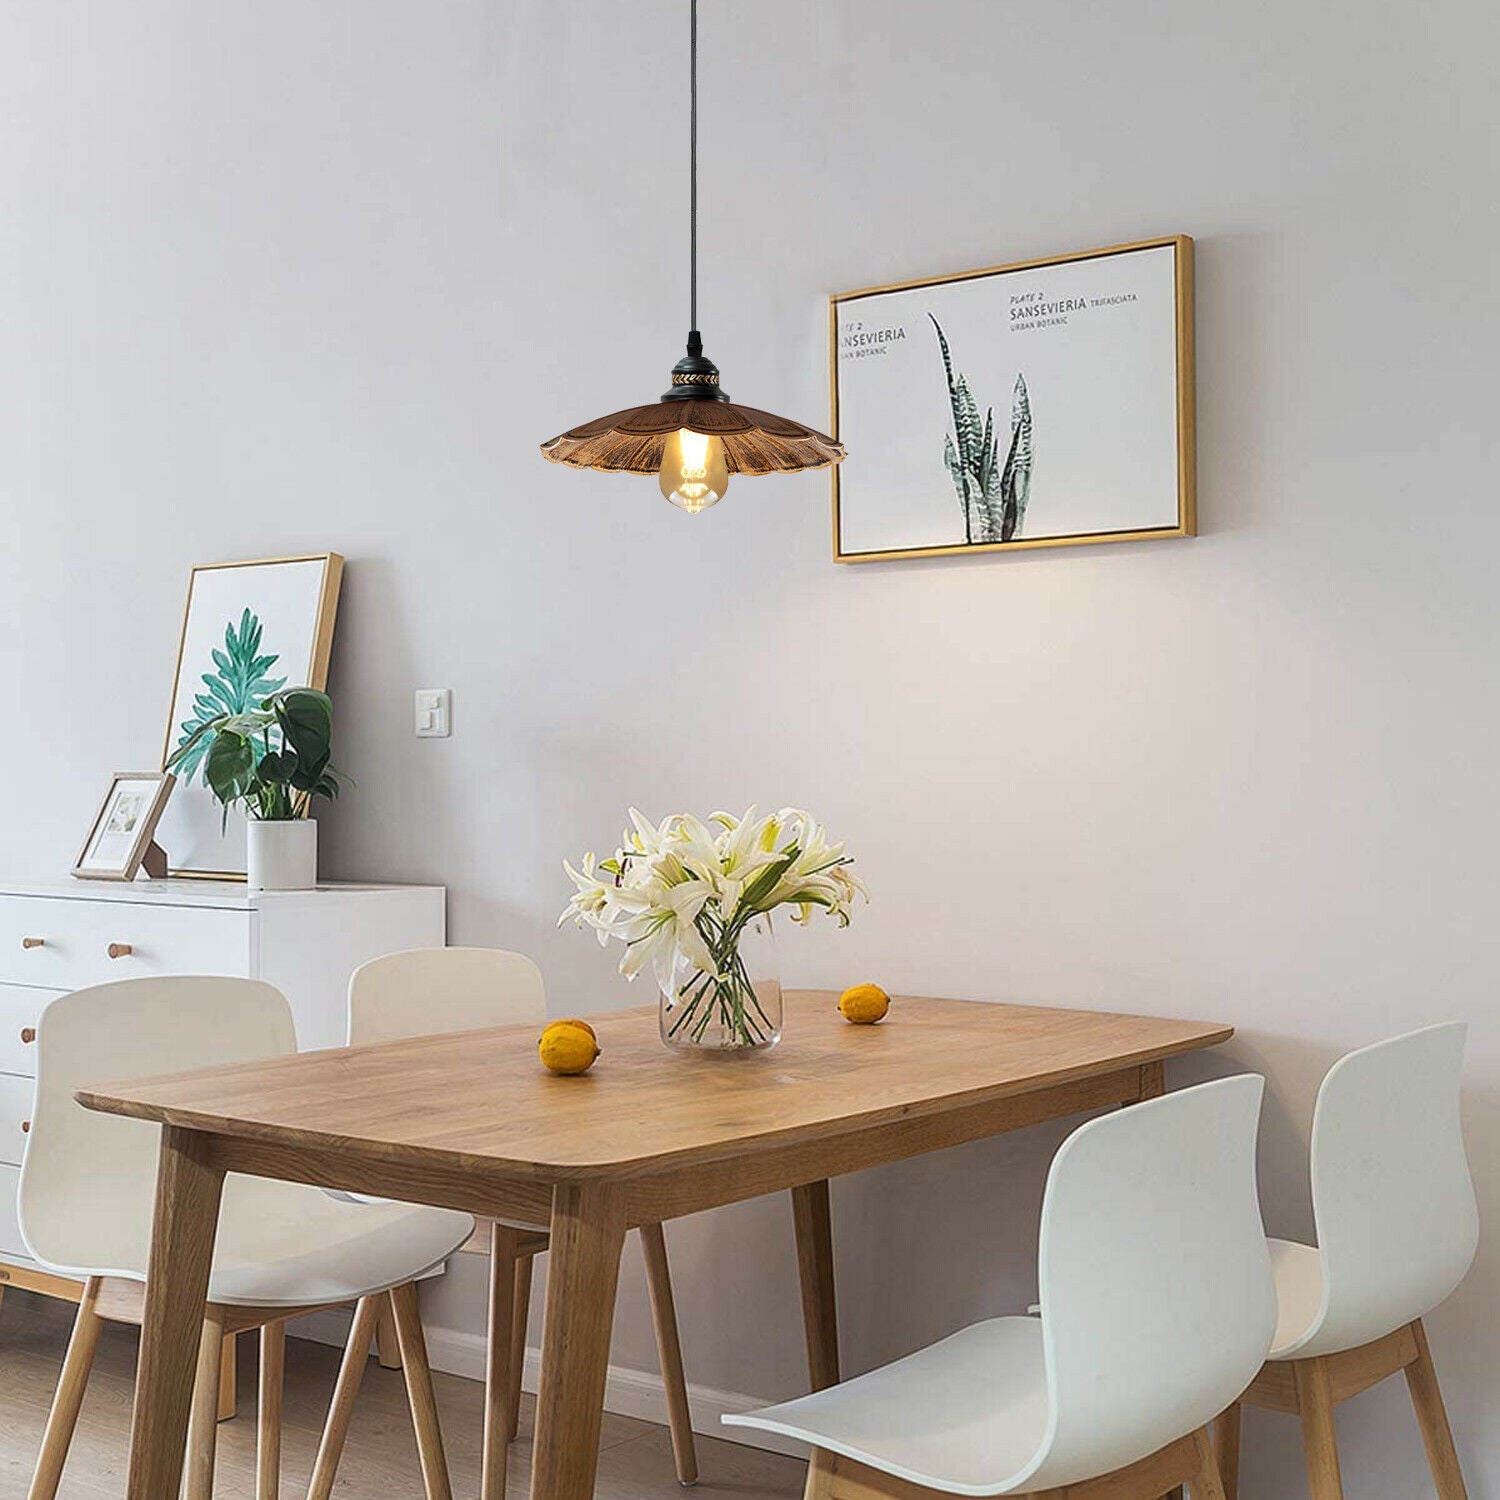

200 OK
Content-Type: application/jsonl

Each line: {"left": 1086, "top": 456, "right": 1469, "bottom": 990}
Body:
{"left": 414, "top": 689, "right": 452, "bottom": 738}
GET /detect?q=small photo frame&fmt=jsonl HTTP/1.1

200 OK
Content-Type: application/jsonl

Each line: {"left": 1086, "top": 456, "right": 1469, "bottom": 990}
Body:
{"left": 73, "top": 773, "right": 176, "bottom": 882}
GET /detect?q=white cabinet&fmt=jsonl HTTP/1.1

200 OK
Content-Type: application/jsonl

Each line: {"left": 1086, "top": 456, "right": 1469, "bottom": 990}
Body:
{"left": 0, "top": 878, "right": 444, "bottom": 1296}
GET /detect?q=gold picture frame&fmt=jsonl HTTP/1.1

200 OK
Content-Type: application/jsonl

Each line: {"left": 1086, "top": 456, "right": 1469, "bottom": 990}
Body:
{"left": 830, "top": 234, "right": 1196, "bottom": 563}
{"left": 73, "top": 772, "right": 176, "bottom": 882}
{"left": 159, "top": 553, "right": 344, "bottom": 880}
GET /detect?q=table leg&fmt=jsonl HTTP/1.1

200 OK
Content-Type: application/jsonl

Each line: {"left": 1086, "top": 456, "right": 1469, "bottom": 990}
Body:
{"left": 529, "top": 1182, "right": 626, "bottom": 1500}
{"left": 1138, "top": 1060, "right": 1166, "bottom": 1102}
{"left": 126, "top": 1126, "right": 227, "bottom": 1500}
{"left": 791, "top": 1180, "right": 840, "bottom": 1390}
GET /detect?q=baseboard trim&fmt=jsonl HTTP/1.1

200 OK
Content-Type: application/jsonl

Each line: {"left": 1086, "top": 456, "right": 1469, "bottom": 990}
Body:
{"left": 289, "top": 1308, "right": 807, "bottom": 1460}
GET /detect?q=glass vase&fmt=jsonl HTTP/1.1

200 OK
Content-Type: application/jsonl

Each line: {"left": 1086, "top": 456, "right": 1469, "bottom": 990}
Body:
{"left": 659, "top": 912, "right": 782, "bottom": 1054}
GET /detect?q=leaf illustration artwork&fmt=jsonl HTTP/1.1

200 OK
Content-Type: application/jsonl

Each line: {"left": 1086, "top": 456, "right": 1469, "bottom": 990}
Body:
{"left": 173, "top": 609, "right": 287, "bottom": 784}
{"left": 999, "top": 373, "right": 1033, "bottom": 541}
{"left": 930, "top": 316, "right": 1032, "bottom": 543}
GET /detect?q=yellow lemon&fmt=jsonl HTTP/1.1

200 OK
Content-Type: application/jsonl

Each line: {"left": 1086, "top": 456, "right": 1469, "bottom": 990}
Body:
{"left": 539, "top": 1019, "right": 601, "bottom": 1075}
{"left": 838, "top": 983, "right": 890, "bottom": 1024}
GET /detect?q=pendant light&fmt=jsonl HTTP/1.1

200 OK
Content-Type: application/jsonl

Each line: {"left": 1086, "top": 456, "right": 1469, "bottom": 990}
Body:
{"left": 540, "top": 0, "right": 845, "bottom": 513}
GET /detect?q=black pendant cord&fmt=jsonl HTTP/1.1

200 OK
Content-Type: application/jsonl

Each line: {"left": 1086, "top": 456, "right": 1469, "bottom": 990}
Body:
{"left": 689, "top": 0, "right": 698, "bottom": 336}
{"left": 663, "top": 0, "right": 723, "bottom": 397}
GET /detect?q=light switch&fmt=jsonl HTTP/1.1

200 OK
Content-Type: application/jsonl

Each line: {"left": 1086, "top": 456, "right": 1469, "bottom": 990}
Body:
{"left": 414, "top": 689, "right": 452, "bottom": 738}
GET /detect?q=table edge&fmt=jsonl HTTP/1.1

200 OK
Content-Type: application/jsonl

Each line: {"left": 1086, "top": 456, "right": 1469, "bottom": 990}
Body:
{"left": 75, "top": 1023, "right": 1233, "bottom": 1182}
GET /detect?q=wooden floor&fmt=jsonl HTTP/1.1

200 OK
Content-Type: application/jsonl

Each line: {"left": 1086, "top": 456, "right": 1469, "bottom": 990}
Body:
{"left": 0, "top": 1289, "right": 806, "bottom": 1499}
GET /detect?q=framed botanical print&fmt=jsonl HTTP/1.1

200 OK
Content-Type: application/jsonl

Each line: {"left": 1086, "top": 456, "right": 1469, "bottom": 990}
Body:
{"left": 158, "top": 554, "right": 343, "bottom": 878}
{"left": 830, "top": 235, "right": 1195, "bottom": 563}
{"left": 73, "top": 772, "right": 175, "bottom": 882}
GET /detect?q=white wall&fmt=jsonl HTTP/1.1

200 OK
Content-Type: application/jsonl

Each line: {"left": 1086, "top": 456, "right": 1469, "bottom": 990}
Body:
{"left": 4, "top": 1, "right": 1498, "bottom": 1494}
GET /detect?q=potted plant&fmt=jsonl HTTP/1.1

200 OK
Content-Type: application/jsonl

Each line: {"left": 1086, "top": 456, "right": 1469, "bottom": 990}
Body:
{"left": 166, "top": 687, "right": 344, "bottom": 890}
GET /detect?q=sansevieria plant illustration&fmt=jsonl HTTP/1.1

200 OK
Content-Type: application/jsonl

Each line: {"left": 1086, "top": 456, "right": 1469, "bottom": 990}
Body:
{"left": 173, "top": 609, "right": 287, "bottom": 784}
{"left": 930, "top": 315, "right": 1033, "bottom": 543}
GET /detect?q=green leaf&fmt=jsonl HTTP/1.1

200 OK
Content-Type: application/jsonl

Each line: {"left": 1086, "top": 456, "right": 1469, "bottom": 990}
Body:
{"left": 739, "top": 853, "right": 796, "bottom": 912}
{"left": 173, "top": 609, "right": 287, "bottom": 784}
{"left": 277, "top": 689, "right": 332, "bottom": 756}
{"left": 166, "top": 716, "right": 220, "bottom": 772}
{"left": 204, "top": 731, "right": 255, "bottom": 813}
{"left": 257, "top": 750, "right": 291, "bottom": 784}
{"left": 276, "top": 689, "right": 333, "bottom": 790}
{"left": 1000, "top": 373, "right": 1033, "bottom": 541}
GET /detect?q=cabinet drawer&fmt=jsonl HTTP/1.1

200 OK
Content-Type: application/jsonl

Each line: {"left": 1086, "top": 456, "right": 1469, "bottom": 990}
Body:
{"left": 0, "top": 987, "right": 55, "bottom": 1076}
{"left": 0, "top": 896, "right": 251, "bottom": 991}
{"left": 0, "top": 1075, "right": 31, "bottom": 1168}
{"left": 0, "top": 1164, "right": 23, "bottom": 1258}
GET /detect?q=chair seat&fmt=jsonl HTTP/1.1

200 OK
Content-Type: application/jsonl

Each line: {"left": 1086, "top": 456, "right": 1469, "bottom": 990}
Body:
{"left": 34, "top": 1175, "right": 474, "bottom": 1309}
{"left": 725, "top": 1317, "right": 1049, "bottom": 1496}
{"left": 1268, "top": 1237, "right": 1325, "bottom": 1358}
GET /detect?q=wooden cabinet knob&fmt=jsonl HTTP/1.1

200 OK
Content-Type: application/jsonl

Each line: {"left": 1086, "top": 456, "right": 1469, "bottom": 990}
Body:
{"left": 19, "top": 1120, "right": 28, "bottom": 1134}
{"left": 20, "top": 1027, "right": 36, "bottom": 1045}
{"left": 21, "top": 936, "right": 44, "bottom": 950}
{"left": 107, "top": 943, "right": 133, "bottom": 959}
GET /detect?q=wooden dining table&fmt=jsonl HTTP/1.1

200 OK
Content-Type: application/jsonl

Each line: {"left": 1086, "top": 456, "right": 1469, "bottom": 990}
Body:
{"left": 76, "top": 990, "right": 1232, "bottom": 1500}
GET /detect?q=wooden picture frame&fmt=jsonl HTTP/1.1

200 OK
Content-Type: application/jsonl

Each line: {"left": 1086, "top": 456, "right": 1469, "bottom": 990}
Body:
{"left": 73, "top": 772, "right": 176, "bottom": 882}
{"left": 159, "top": 553, "right": 344, "bottom": 880}
{"left": 830, "top": 235, "right": 1195, "bottom": 563}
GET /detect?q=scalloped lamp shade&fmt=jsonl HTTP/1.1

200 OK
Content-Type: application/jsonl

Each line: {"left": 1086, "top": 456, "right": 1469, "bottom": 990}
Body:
{"left": 540, "top": 396, "right": 845, "bottom": 477}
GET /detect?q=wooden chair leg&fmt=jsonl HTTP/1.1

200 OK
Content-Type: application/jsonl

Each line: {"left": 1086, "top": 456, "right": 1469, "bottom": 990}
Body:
{"left": 390, "top": 1282, "right": 454, "bottom": 1500}
{"left": 1187, "top": 1424, "right": 1228, "bottom": 1500}
{"left": 217, "top": 1330, "right": 238, "bottom": 1421}
{"left": 1295, "top": 1358, "right": 1346, "bottom": 1500}
{"left": 27, "top": 1277, "right": 105, "bottom": 1500}
{"left": 1214, "top": 1403, "right": 1241, "bottom": 1500}
{"left": 1404, "top": 1320, "right": 1469, "bottom": 1500}
{"left": 507, "top": 1253, "right": 534, "bottom": 1441}
{"left": 307, "top": 1295, "right": 380, "bottom": 1500}
{"left": 482, "top": 1225, "right": 522, "bottom": 1500}
{"left": 640, "top": 1221, "right": 699, "bottom": 1486}
{"left": 375, "top": 1291, "right": 404, "bottom": 1370}
{"left": 257, "top": 1320, "right": 287, "bottom": 1500}
{"left": 184, "top": 1308, "right": 227, "bottom": 1500}
{"left": 803, "top": 1448, "right": 836, "bottom": 1500}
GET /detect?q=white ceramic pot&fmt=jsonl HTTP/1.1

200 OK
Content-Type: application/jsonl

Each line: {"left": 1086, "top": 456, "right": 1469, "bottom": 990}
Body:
{"left": 246, "top": 818, "right": 318, "bottom": 892}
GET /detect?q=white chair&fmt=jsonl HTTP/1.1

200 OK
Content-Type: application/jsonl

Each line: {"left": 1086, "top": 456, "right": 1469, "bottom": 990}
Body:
{"left": 19, "top": 976, "right": 474, "bottom": 1500}
{"left": 1217, "top": 1023, "right": 1478, "bottom": 1500}
{"left": 725, "top": 1075, "right": 1275, "bottom": 1500}
{"left": 316, "top": 947, "right": 698, "bottom": 1500}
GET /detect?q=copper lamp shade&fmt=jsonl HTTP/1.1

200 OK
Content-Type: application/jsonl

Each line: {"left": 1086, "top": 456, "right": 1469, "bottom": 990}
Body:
{"left": 541, "top": 359, "right": 845, "bottom": 478}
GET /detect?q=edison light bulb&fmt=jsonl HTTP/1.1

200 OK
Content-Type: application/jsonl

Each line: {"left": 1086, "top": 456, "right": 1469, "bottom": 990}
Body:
{"left": 659, "top": 428, "right": 729, "bottom": 514}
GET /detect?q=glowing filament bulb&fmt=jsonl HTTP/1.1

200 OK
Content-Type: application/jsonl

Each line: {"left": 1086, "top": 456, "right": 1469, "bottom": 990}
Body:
{"left": 660, "top": 428, "right": 729, "bottom": 514}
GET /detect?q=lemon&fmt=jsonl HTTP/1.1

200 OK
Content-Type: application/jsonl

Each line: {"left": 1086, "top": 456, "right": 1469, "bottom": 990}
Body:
{"left": 539, "top": 1019, "right": 601, "bottom": 1075}
{"left": 838, "top": 983, "right": 890, "bottom": 1024}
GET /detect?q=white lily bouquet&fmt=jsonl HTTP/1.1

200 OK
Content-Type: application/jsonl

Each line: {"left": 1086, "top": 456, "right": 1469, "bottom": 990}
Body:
{"left": 561, "top": 807, "right": 867, "bottom": 1053}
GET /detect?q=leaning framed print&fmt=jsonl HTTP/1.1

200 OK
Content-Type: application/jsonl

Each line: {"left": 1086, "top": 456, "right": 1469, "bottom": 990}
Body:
{"left": 158, "top": 553, "right": 343, "bottom": 879}
{"left": 73, "top": 772, "right": 175, "bottom": 882}
{"left": 830, "top": 235, "right": 1194, "bottom": 563}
